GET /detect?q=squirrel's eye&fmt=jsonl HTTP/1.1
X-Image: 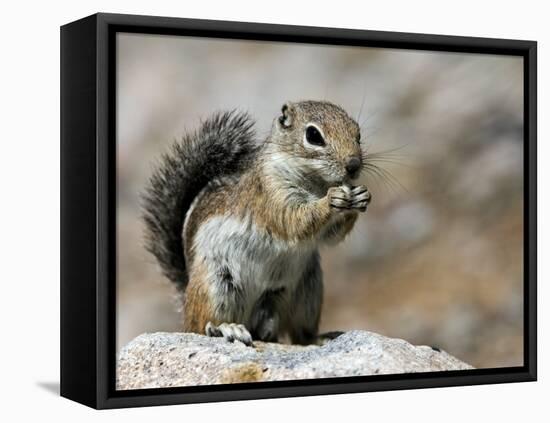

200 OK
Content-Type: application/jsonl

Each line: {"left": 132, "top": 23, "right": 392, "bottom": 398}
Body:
{"left": 305, "top": 125, "right": 325, "bottom": 147}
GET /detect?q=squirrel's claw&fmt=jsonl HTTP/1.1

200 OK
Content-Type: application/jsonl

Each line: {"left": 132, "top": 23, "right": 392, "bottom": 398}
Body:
{"left": 350, "top": 185, "right": 371, "bottom": 212}
{"left": 205, "top": 322, "right": 253, "bottom": 346}
{"left": 328, "top": 186, "right": 351, "bottom": 211}
{"left": 328, "top": 185, "right": 370, "bottom": 212}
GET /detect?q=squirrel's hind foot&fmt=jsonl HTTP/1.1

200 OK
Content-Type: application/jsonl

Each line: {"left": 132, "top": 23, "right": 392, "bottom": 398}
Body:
{"left": 205, "top": 322, "right": 253, "bottom": 346}
{"left": 315, "top": 331, "right": 345, "bottom": 346}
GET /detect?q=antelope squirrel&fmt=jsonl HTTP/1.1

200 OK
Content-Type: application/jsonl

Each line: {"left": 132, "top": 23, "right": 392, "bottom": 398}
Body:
{"left": 142, "top": 100, "right": 371, "bottom": 346}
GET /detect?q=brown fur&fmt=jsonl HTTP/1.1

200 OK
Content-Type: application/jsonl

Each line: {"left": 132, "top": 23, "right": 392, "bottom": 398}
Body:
{"left": 182, "top": 261, "right": 215, "bottom": 334}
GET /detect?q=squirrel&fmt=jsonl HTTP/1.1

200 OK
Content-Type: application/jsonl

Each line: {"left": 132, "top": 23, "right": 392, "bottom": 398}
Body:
{"left": 142, "top": 100, "right": 371, "bottom": 346}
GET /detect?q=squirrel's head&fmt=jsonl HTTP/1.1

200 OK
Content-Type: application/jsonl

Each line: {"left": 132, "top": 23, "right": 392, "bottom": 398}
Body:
{"left": 268, "top": 100, "right": 363, "bottom": 188}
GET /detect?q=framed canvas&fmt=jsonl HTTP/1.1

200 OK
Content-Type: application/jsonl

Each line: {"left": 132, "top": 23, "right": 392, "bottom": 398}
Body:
{"left": 60, "top": 13, "right": 537, "bottom": 409}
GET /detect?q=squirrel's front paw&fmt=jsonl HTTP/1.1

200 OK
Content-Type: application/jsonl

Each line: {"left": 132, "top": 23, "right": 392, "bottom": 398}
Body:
{"left": 328, "top": 185, "right": 371, "bottom": 212}
{"left": 349, "top": 185, "right": 371, "bottom": 212}
{"left": 328, "top": 185, "right": 352, "bottom": 211}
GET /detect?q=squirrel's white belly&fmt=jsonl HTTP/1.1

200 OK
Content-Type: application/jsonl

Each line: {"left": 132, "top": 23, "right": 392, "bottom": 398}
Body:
{"left": 193, "top": 214, "right": 316, "bottom": 310}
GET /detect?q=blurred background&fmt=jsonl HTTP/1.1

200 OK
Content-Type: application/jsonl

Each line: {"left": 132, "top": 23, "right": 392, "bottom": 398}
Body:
{"left": 116, "top": 33, "right": 524, "bottom": 368}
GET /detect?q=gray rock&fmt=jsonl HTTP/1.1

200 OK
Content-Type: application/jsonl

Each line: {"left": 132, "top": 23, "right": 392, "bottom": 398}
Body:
{"left": 117, "top": 330, "right": 473, "bottom": 390}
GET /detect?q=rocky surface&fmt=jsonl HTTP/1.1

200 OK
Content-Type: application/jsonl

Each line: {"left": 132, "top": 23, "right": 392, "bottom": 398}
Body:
{"left": 117, "top": 330, "right": 473, "bottom": 390}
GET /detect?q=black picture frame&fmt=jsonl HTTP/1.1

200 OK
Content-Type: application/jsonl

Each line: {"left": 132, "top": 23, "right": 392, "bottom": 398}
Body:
{"left": 60, "top": 12, "right": 537, "bottom": 409}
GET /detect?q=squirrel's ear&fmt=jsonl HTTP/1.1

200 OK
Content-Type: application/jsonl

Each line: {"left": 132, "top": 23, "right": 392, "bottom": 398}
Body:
{"left": 279, "top": 102, "right": 294, "bottom": 128}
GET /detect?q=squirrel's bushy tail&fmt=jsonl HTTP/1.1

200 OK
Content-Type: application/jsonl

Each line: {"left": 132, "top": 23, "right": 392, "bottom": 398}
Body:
{"left": 142, "top": 111, "right": 258, "bottom": 290}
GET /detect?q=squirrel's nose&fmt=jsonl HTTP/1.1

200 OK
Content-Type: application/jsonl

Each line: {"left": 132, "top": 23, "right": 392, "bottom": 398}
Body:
{"left": 345, "top": 156, "right": 361, "bottom": 177}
